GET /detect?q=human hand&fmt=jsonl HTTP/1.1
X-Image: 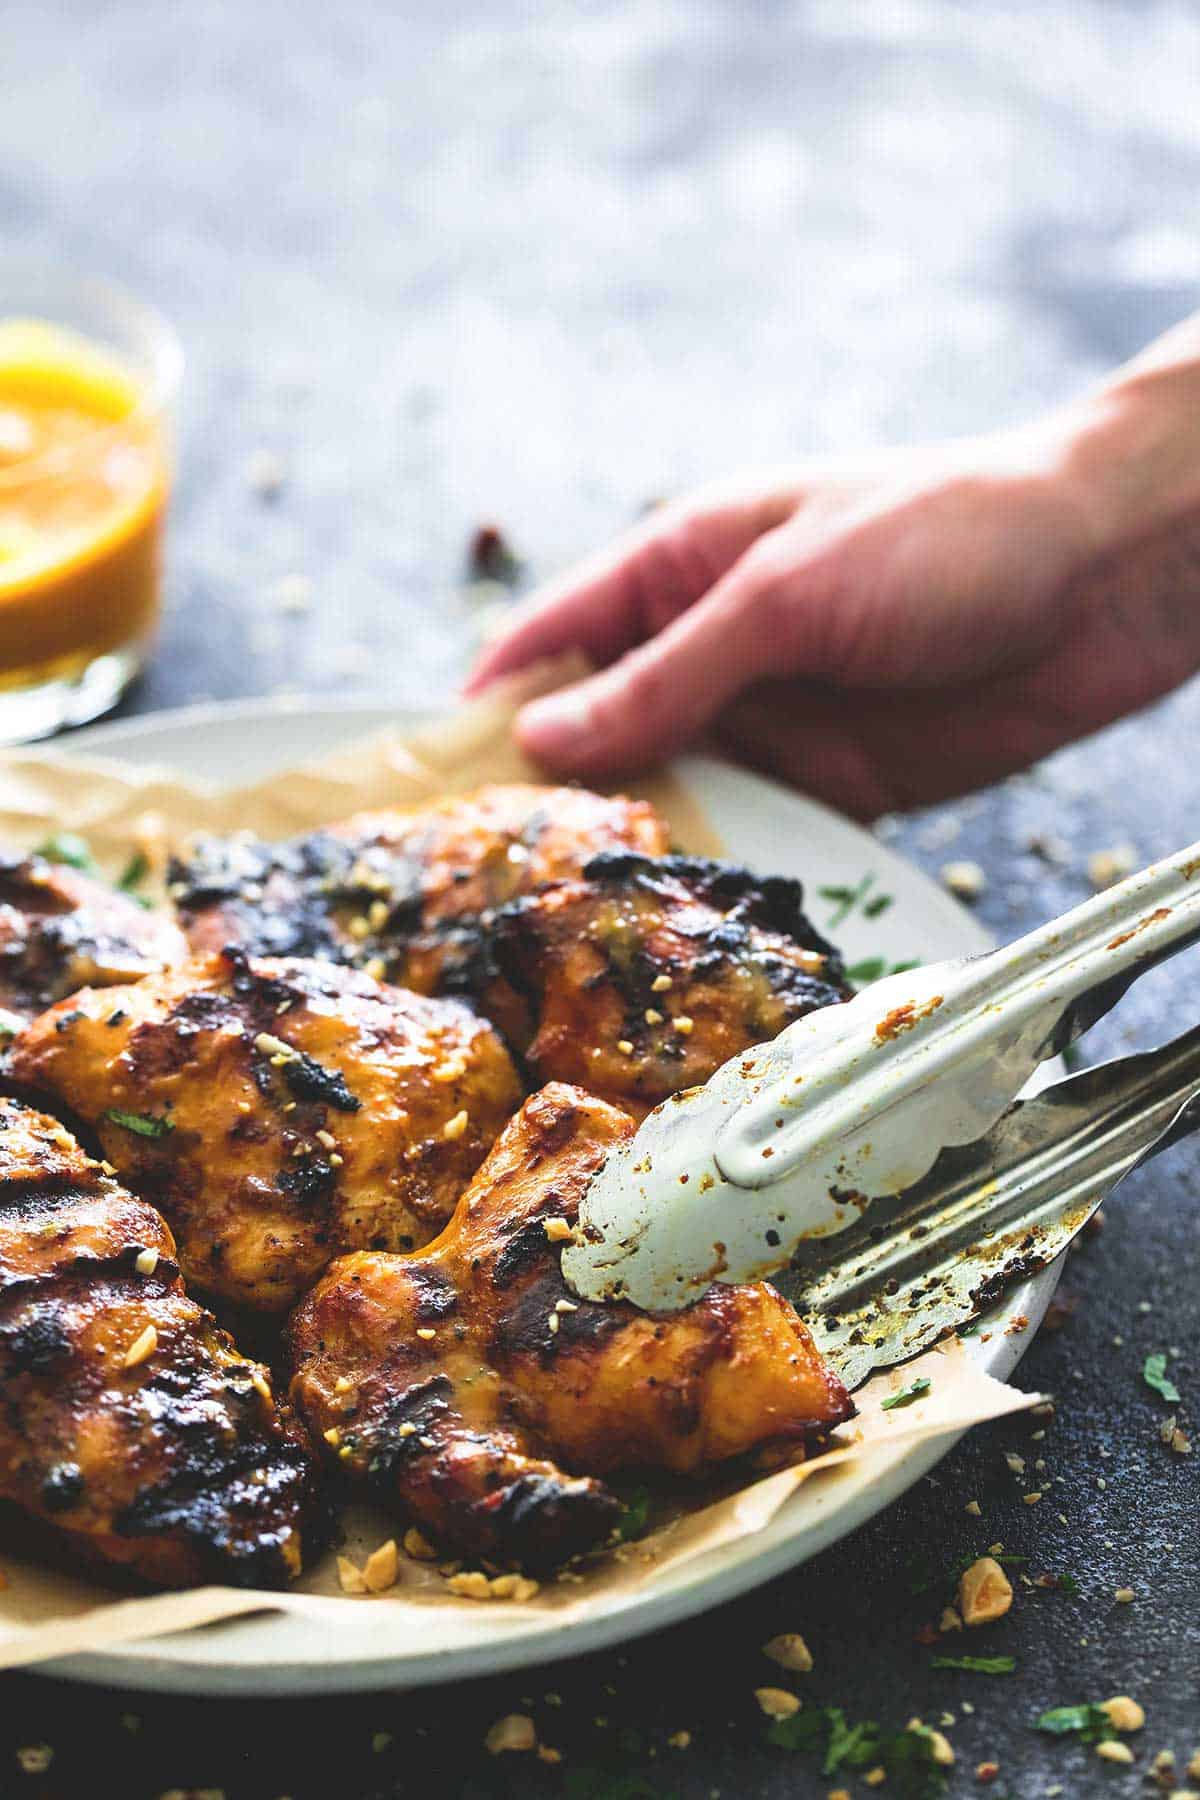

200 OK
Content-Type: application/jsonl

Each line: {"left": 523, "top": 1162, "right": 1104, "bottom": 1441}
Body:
{"left": 466, "top": 340, "right": 1200, "bottom": 818}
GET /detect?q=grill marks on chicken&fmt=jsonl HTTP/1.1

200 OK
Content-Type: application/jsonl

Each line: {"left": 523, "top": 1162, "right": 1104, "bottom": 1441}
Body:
{"left": 0, "top": 847, "right": 186, "bottom": 1031}
{"left": 167, "top": 784, "right": 670, "bottom": 1006}
{"left": 487, "top": 853, "right": 851, "bottom": 1117}
{"left": 0, "top": 1098, "right": 321, "bottom": 1588}
{"left": 286, "top": 1084, "right": 853, "bottom": 1569}
{"left": 8, "top": 948, "right": 522, "bottom": 1312}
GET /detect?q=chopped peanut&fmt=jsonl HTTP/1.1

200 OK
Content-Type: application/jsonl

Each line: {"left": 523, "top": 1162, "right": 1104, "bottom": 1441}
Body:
{"left": 362, "top": 1539, "right": 399, "bottom": 1593}
{"left": 1095, "top": 1741, "right": 1134, "bottom": 1765}
{"left": 485, "top": 1714, "right": 536, "bottom": 1755}
{"left": 754, "top": 1687, "right": 800, "bottom": 1720}
{"left": 762, "top": 1632, "right": 814, "bottom": 1673}
{"left": 958, "top": 1556, "right": 1013, "bottom": 1627}
{"left": 122, "top": 1324, "right": 158, "bottom": 1370}
{"left": 402, "top": 1527, "right": 438, "bottom": 1562}
{"left": 1100, "top": 1696, "right": 1145, "bottom": 1733}
{"left": 336, "top": 1555, "right": 367, "bottom": 1595}
{"left": 939, "top": 1606, "right": 964, "bottom": 1634}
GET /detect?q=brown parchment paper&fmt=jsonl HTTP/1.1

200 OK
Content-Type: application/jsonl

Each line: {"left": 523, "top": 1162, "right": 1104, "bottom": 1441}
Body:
{"left": 0, "top": 663, "right": 1044, "bottom": 1671}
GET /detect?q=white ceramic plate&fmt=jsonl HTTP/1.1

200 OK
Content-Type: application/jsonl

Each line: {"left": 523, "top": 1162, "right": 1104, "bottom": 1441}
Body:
{"left": 34, "top": 698, "right": 1057, "bottom": 1696}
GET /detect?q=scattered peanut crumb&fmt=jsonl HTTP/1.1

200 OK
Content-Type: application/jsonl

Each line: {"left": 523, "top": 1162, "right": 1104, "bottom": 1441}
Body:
{"left": 667, "top": 1730, "right": 691, "bottom": 1749}
{"left": 958, "top": 1557, "right": 1013, "bottom": 1627}
{"left": 762, "top": 1632, "right": 813, "bottom": 1673}
{"left": 446, "top": 1569, "right": 539, "bottom": 1602}
{"left": 543, "top": 1216, "right": 574, "bottom": 1242}
{"left": 362, "top": 1540, "right": 399, "bottom": 1593}
{"left": 828, "top": 1791, "right": 851, "bottom": 1800}
{"left": 939, "top": 1607, "right": 964, "bottom": 1634}
{"left": 863, "top": 1768, "right": 887, "bottom": 1788}
{"left": 651, "top": 973, "right": 672, "bottom": 992}
{"left": 673, "top": 1014, "right": 694, "bottom": 1035}
{"left": 403, "top": 1527, "right": 438, "bottom": 1562}
{"left": 754, "top": 1687, "right": 800, "bottom": 1720}
{"left": 537, "top": 1745, "right": 562, "bottom": 1764}
{"left": 907, "top": 1720, "right": 955, "bottom": 1766}
{"left": 443, "top": 1109, "right": 470, "bottom": 1140}
{"left": 485, "top": 1714, "right": 536, "bottom": 1755}
{"left": 416, "top": 1327, "right": 437, "bottom": 1341}
{"left": 16, "top": 1745, "right": 54, "bottom": 1774}
{"left": 975, "top": 1761, "right": 1000, "bottom": 1783}
{"left": 941, "top": 860, "right": 986, "bottom": 900}
{"left": 645, "top": 1008, "right": 664, "bottom": 1025}
{"left": 337, "top": 1556, "right": 367, "bottom": 1595}
{"left": 617, "top": 1039, "right": 634, "bottom": 1055}
{"left": 1088, "top": 845, "right": 1136, "bottom": 889}
{"left": 1023, "top": 1491, "right": 1043, "bottom": 1505}
{"left": 1114, "top": 1587, "right": 1136, "bottom": 1603}
{"left": 123, "top": 1324, "right": 158, "bottom": 1370}
{"left": 1100, "top": 1696, "right": 1144, "bottom": 1733}
{"left": 134, "top": 1247, "right": 159, "bottom": 1276}
{"left": 1095, "top": 1740, "right": 1135, "bottom": 1765}
{"left": 323, "top": 1427, "right": 341, "bottom": 1447}
{"left": 964, "top": 1499, "right": 982, "bottom": 1517}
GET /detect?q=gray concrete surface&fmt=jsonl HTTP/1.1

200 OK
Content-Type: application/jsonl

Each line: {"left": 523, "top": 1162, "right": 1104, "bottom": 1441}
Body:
{"left": 2, "top": 2, "right": 1197, "bottom": 1794}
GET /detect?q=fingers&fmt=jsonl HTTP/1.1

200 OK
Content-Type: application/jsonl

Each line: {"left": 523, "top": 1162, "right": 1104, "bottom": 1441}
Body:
{"left": 512, "top": 533, "right": 795, "bottom": 776}
{"left": 465, "top": 483, "right": 797, "bottom": 697}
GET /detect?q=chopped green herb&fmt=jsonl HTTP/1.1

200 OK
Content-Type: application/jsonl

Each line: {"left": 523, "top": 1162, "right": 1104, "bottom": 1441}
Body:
{"left": 34, "top": 832, "right": 95, "bottom": 872}
{"left": 881, "top": 1376, "right": 931, "bottom": 1411}
{"left": 818, "top": 873, "right": 875, "bottom": 928}
{"left": 768, "top": 1706, "right": 947, "bottom": 1798}
{"left": 1143, "top": 1352, "right": 1181, "bottom": 1404}
{"left": 931, "top": 1654, "right": 1016, "bottom": 1674}
{"left": 565, "top": 1771, "right": 669, "bottom": 1800}
{"left": 947, "top": 1550, "right": 1026, "bottom": 1583}
{"left": 117, "top": 852, "right": 154, "bottom": 904}
{"left": 1034, "top": 1703, "right": 1114, "bottom": 1743}
{"left": 104, "top": 1108, "right": 174, "bottom": 1139}
{"left": 845, "top": 955, "right": 924, "bottom": 989}
{"left": 863, "top": 892, "right": 894, "bottom": 918}
{"left": 1055, "top": 1571, "right": 1081, "bottom": 1596}
{"left": 615, "top": 1486, "right": 651, "bottom": 1543}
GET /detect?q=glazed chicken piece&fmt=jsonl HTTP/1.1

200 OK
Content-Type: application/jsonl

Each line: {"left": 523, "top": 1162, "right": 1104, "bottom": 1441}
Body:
{"left": 0, "top": 1097, "right": 321, "bottom": 1588}
{"left": 167, "top": 783, "right": 669, "bottom": 1006}
{"left": 0, "top": 845, "right": 185, "bottom": 1032}
{"left": 9, "top": 947, "right": 522, "bottom": 1312}
{"left": 487, "top": 853, "right": 851, "bottom": 1117}
{"left": 287, "top": 1083, "right": 853, "bottom": 1570}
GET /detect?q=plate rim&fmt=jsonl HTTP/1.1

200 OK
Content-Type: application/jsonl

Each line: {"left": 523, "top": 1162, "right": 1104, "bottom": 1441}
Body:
{"left": 21, "top": 696, "right": 1057, "bottom": 1694}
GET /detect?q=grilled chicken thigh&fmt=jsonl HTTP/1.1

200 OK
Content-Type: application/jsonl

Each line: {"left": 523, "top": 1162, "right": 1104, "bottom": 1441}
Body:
{"left": 0, "top": 1097, "right": 320, "bottom": 1588}
{"left": 0, "top": 846, "right": 185, "bottom": 1032}
{"left": 9, "top": 947, "right": 522, "bottom": 1312}
{"left": 487, "top": 853, "right": 851, "bottom": 1116}
{"left": 167, "top": 784, "right": 669, "bottom": 1006}
{"left": 287, "top": 1083, "right": 853, "bottom": 1570}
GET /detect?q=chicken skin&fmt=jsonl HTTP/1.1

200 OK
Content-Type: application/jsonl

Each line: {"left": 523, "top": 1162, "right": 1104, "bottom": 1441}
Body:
{"left": 487, "top": 853, "right": 851, "bottom": 1117}
{"left": 0, "top": 845, "right": 185, "bottom": 1032}
{"left": 167, "top": 783, "right": 669, "bottom": 1006}
{"left": 0, "top": 1097, "right": 321, "bottom": 1588}
{"left": 9, "top": 947, "right": 522, "bottom": 1312}
{"left": 286, "top": 1084, "right": 853, "bottom": 1570}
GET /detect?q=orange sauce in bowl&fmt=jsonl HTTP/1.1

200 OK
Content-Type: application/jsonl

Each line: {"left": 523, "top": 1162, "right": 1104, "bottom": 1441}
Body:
{"left": 0, "top": 320, "right": 168, "bottom": 686}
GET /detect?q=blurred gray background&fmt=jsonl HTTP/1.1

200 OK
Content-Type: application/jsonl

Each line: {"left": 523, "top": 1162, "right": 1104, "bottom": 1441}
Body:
{"left": 2, "top": 5, "right": 1198, "bottom": 1798}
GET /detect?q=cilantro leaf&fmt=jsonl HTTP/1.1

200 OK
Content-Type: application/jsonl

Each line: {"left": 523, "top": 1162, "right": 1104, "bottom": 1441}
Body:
{"left": 766, "top": 1709, "right": 825, "bottom": 1752}
{"left": 1055, "top": 1572, "right": 1081, "bottom": 1596}
{"left": 116, "top": 852, "right": 155, "bottom": 905}
{"left": 1143, "top": 1353, "right": 1181, "bottom": 1404}
{"left": 1035, "top": 1703, "right": 1114, "bottom": 1743}
{"left": 823, "top": 1707, "right": 882, "bottom": 1773}
{"left": 819, "top": 874, "right": 875, "bottom": 928}
{"left": 932, "top": 1654, "right": 1016, "bottom": 1674}
{"left": 863, "top": 892, "right": 894, "bottom": 918}
{"left": 35, "top": 832, "right": 95, "bottom": 872}
{"left": 881, "top": 1376, "right": 931, "bottom": 1411}
{"left": 615, "top": 1486, "right": 651, "bottom": 1542}
{"left": 105, "top": 1108, "right": 174, "bottom": 1139}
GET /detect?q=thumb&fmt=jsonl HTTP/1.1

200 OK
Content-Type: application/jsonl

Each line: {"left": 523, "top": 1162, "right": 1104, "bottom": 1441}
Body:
{"left": 514, "top": 533, "right": 794, "bottom": 776}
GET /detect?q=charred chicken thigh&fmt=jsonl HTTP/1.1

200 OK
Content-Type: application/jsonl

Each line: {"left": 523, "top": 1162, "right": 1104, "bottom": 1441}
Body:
{"left": 0, "top": 1097, "right": 321, "bottom": 1588}
{"left": 287, "top": 1083, "right": 853, "bottom": 1570}
{"left": 167, "top": 783, "right": 669, "bottom": 1006}
{"left": 487, "top": 853, "right": 851, "bottom": 1116}
{"left": 9, "top": 947, "right": 522, "bottom": 1312}
{"left": 0, "top": 845, "right": 185, "bottom": 1032}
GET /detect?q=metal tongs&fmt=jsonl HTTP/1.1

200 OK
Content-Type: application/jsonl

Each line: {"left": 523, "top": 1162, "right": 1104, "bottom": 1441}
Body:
{"left": 563, "top": 839, "right": 1200, "bottom": 1386}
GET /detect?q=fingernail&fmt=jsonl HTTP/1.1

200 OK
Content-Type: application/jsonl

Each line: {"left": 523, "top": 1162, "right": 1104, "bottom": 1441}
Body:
{"left": 517, "top": 689, "right": 593, "bottom": 755}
